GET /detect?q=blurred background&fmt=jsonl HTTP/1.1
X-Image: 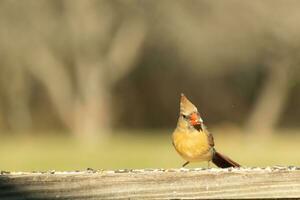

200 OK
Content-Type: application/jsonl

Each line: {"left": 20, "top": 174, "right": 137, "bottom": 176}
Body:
{"left": 0, "top": 0, "right": 300, "bottom": 171}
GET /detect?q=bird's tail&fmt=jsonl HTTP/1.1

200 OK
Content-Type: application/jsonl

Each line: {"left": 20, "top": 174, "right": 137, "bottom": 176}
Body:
{"left": 212, "top": 151, "right": 240, "bottom": 168}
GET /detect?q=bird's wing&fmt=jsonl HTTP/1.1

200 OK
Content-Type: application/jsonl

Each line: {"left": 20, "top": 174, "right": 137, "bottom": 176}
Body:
{"left": 206, "top": 130, "right": 215, "bottom": 147}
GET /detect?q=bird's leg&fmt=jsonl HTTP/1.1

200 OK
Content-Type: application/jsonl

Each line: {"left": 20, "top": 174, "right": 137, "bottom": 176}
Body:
{"left": 182, "top": 161, "right": 189, "bottom": 167}
{"left": 207, "top": 161, "right": 210, "bottom": 169}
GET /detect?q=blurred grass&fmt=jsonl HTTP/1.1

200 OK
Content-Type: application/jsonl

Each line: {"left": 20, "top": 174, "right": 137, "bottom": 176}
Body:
{"left": 0, "top": 129, "right": 299, "bottom": 171}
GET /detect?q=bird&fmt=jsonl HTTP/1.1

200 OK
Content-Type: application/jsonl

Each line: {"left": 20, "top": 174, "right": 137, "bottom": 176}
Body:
{"left": 172, "top": 93, "right": 240, "bottom": 168}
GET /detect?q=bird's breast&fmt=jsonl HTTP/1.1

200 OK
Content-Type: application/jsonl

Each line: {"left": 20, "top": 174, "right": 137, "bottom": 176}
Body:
{"left": 172, "top": 129, "right": 212, "bottom": 162}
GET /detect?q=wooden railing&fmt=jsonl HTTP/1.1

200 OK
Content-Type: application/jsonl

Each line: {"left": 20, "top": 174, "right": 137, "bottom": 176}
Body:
{"left": 0, "top": 167, "right": 299, "bottom": 199}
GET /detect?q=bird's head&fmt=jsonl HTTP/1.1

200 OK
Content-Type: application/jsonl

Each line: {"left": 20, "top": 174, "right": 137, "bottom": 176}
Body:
{"left": 179, "top": 93, "right": 204, "bottom": 131}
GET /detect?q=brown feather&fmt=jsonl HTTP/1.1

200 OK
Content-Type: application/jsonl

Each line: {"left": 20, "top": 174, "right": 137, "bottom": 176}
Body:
{"left": 212, "top": 151, "right": 240, "bottom": 168}
{"left": 207, "top": 132, "right": 214, "bottom": 147}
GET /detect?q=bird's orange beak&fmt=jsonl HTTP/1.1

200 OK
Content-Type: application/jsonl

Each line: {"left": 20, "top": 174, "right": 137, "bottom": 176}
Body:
{"left": 189, "top": 113, "right": 203, "bottom": 126}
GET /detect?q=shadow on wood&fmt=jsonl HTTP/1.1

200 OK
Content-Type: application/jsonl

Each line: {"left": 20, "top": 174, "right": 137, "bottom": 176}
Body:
{"left": 0, "top": 173, "right": 34, "bottom": 200}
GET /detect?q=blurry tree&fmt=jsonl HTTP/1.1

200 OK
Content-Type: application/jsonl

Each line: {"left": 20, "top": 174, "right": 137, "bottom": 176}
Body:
{"left": 0, "top": 0, "right": 146, "bottom": 139}
{"left": 0, "top": 0, "right": 299, "bottom": 138}
{"left": 144, "top": 0, "right": 300, "bottom": 135}
{"left": 246, "top": 52, "right": 295, "bottom": 136}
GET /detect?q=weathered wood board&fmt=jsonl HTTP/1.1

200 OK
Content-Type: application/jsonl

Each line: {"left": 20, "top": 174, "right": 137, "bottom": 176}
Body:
{"left": 0, "top": 167, "right": 299, "bottom": 199}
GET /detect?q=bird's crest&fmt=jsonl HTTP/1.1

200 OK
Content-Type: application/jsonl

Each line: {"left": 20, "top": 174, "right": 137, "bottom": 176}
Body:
{"left": 180, "top": 93, "right": 198, "bottom": 116}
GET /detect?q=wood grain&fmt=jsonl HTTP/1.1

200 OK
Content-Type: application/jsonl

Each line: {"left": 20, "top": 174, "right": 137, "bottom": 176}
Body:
{"left": 0, "top": 167, "right": 299, "bottom": 199}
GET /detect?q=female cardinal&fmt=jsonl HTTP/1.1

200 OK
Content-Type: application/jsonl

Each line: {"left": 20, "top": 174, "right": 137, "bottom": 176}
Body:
{"left": 172, "top": 94, "right": 240, "bottom": 168}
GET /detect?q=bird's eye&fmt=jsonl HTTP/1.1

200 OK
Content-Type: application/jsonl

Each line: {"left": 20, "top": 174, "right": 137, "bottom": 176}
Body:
{"left": 182, "top": 114, "right": 188, "bottom": 119}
